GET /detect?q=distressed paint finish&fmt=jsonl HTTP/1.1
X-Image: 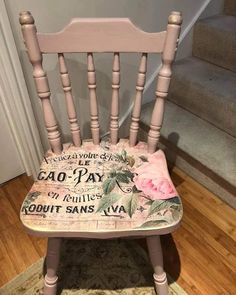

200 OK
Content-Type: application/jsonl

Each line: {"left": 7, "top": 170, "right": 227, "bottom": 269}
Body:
{"left": 129, "top": 53, "right": 148, "bottom": 147}
{"left": 37, "top": 19, "right": 167, "bottom": 53}
{"left": 19, "top": 11, "right": 62, "bottom": 154}
{"left": 19, "top": 11, "right": 183, "bottom": 295}
{"left": 148, "top": 12, "right": 182, "bottom": 153}
{"left": 147, "top": 236, "right": 168, "bottom": 295}
{"left": 44, "top": 238, "right": 61, "bottom": 295}
{"left": 110, "top": 53, "right": 120, "bottom": 144}
{"left": 58, "top": 53, "right": 81, "bottom": 147}
{"left": 20, "top": 139, "right": 182, "bottom": 238}
{"left": 87, "top": 53, "right": 100, "bottom": 145}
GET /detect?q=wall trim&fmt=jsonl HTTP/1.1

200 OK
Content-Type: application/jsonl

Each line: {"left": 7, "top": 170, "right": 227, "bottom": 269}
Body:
{"left": 0, "top": 0, "right": 43, "bottom": 179}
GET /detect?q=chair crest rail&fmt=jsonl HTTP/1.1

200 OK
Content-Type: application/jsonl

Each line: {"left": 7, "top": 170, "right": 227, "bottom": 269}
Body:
{"left": 37, "top": 18, "right": 167, "bottom": 53}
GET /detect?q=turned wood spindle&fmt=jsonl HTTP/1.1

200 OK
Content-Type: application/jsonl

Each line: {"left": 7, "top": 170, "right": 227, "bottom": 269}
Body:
{"left": 110, "top": 52, "right": 120, "bottom": 144}
{"left": 147, "top": 236, "right": 169, "bottom": 295}
{"left": 58, "top": 53, "right": 81, "bottom": 147}
{"left": 19, "top": 11, "right": 62, "bottom": 154}
{"left": 44, "top": 238, "right": 61, "bottom": 295}
{"left": 87, "top": 53, "right": 100, "bottom": 145}
{"left": 129, "top": 53, "right": 148, "bottom": 146}
{"left": 147, "top": 11, "right": 182, "bottom": 153}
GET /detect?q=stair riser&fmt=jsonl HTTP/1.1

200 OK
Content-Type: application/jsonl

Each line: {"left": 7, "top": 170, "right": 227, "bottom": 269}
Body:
{"left": 224, "top": 0, "right": 236, "bottom": 16}
{"left": 193, "top": 22, "right": 236, "bottom": 72}
{"left": 168, "top": 75, "right": 236, "bottom": 138}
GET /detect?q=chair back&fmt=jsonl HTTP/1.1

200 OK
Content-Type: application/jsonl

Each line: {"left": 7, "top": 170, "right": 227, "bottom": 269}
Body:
{"left": 19, "top": 11, "right": 182, "bottom": 154}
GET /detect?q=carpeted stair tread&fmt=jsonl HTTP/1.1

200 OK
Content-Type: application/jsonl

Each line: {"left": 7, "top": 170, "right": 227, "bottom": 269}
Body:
{"left": 140, "top": 100, "right": 236, "bottom": 191}
{"left": 193, "top": 14, "right": 236, "bottom": 72}
{"left": 168, "top": 57, "right": 236, "bottom": 138}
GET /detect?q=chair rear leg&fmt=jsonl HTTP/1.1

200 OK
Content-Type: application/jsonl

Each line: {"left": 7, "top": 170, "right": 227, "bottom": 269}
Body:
{"left": 44, "top": 237, "right": 62, "bottom": 295}
{"left": 146, "top": 236, "right": 168, "bottom": 295}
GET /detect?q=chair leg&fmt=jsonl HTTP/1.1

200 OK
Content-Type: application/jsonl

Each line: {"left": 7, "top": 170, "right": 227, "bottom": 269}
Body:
{"left": 44, "top": 237, "right": 62, "bottom": 295}
{"left": 146, "top": 236, "right": 168, "bottom": 295}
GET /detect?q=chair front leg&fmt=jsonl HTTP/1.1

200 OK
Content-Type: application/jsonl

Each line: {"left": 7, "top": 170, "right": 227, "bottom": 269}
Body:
{"left": 44, "top": 237, "right": 62, "bottom": 295}
{"left": 146, "top": 236, "right": 168, "bottom": 295}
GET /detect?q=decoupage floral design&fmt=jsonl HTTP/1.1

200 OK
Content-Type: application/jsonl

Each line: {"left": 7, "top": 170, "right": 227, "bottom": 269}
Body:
{"left": 21, "top": 191, "right": 41, "bottom": 214}
{"left": 20, "top": 139, "right": 182, "bottom": 232}
{"left": 96, "top": 147, "right": 181, "bottom": 228}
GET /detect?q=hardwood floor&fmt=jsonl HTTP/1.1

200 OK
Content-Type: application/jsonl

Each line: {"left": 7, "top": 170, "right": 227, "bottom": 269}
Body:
{"left": 0, "top": 169, "right": 235, "bottom": 294}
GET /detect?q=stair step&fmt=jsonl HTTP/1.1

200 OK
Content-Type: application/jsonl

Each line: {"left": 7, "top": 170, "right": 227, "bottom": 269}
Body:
{"left": 140, "top": 100, "right": 236, "bottom": 207}
{"left": 168, "top": 57, "right": 236, "bottom": 138}
{"left": 224, "top": 0, "right": 236, "bottom": 16}
{"left": 193, "top": 15, "right": 236, "bottom": 72}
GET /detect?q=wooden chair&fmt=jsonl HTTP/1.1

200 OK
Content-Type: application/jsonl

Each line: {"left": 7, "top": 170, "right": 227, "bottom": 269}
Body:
{"left": 19, "top": 11, "right": 183, "bottom": 295}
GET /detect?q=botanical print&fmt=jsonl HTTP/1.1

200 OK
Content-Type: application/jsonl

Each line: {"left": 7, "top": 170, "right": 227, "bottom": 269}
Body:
{"left": 21, "top": 139, "right": 182, "bottom": 232}
{"left": 96, "top": 148, "right": 181, "bottom": 227}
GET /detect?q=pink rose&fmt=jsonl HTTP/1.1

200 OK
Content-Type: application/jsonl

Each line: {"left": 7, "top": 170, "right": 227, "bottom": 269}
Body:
{"left": 133, "top": 151, "right": 177, "bottom": 200}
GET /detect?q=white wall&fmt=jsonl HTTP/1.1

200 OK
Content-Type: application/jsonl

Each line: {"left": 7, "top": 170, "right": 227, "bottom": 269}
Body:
{"left": 6, "top": 0, "right": 208, "bottom": 150}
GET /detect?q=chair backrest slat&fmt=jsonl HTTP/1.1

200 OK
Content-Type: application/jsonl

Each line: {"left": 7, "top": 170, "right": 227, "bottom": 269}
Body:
{"left": 19, "top": 11, "right": 62, "bottom": 154}
{"left": 110, "top": 53, "right": 120, "bottom": 145}
{"left": 129, "top": 53, "right": 148, "bottom": 146}
{"left": 37, "top": 18, "right": 166, "bottom": 53}
{"left": 87, "top": 53, "right": 100, "bottom": 144}
{"left": 147, "top": 12, "right": 182, "bottom": 153}
{"left": 58, "top": 53, "right": 81, "bottom": 147}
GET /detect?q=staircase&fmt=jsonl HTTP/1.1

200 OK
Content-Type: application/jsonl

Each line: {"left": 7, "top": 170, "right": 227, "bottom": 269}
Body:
{"left": 140, "top": 2, "right": 236, "bottom": 208}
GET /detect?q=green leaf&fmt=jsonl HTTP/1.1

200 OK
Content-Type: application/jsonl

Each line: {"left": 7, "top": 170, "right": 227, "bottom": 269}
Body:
{"left": 172, "top": 209, "right": 181, "bottom": 222}
{"left": 102, "top": 178, "right": 116, "bottom": 194}
{"left": 148, "top": 200, "right": 166, "bottom": 216}
{"left": 139, "top": 219, "right": 168, "bottom": 228}
{"left": 114, "top": 154, "right": 123, "bottom": 162}
{"left": 123, "top": 170, "right": 134, "bottom": 180}
{"left": 28, "top": 191, "right": 41, "bottom": 200}
{"left": 127, "top": 156, "right": 135, "bottom": 167}
{"left": 139, "top": 155, "right": 148, "bottom": 162}
{"left": 148, "top": 197, "right": 181, "bottom": 216}
{"left": 170, "top": 203, "right": 180, "bottom": 210}
{"left": 116, "top": 173, "right": 129, "bottom": 183}
{"left": 109, "top": 170, "right": 117, "bottom": 178}
{"left": 121, "top": 150, "right": 127, "bottom": 162}
{"left": 145, "top": 199, "right": 154, "bottom": 206}
{"left": 96, "top": 193, "right": 122, "bottom": 212}
{"left": 125, "top": 194, "right": 138, "bottom": 218}
{"left": 168, "top": 196, "right": 181, "bottom": 204}
{"left": 132, "top": 185, "right": 142, "bottom": 193}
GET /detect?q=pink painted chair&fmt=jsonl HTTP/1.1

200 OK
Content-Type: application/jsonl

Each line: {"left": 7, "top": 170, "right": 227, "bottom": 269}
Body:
{"left": 19, "top": 11, "right": 182, "bottom": 295}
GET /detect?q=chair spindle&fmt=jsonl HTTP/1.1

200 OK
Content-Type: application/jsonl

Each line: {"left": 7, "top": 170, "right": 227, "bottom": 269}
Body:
{"left": 87, "top": 53, "right": 100, "bottom": 145}
{"left": 147, "top": 11, "right": 182, "bottom": 153}
{"left": 110, "top": 53, "right": 120, "bottom": 144}
{"left": 58, "top": 53, "right": 81, "bottom": 147}
{"left": 129, "top": 53, "right": 148, "bottom": 146}
{"left": 19, "top": 11, "right": 62, "bottom": 154}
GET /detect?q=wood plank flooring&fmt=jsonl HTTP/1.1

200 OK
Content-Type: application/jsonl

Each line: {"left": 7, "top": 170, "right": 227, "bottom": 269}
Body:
{"left": 0, "top": 169, "right": 235, "bottom": 295}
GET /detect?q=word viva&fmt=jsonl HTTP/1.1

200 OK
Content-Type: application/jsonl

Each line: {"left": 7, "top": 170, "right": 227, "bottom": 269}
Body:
{"left": 38, "top": 167, "right": 104, "bottom": 185}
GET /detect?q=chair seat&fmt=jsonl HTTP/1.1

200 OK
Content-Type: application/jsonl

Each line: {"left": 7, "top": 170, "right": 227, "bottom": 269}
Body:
{"left": 20, "top": 139, "right": 182, "bottom": 238}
